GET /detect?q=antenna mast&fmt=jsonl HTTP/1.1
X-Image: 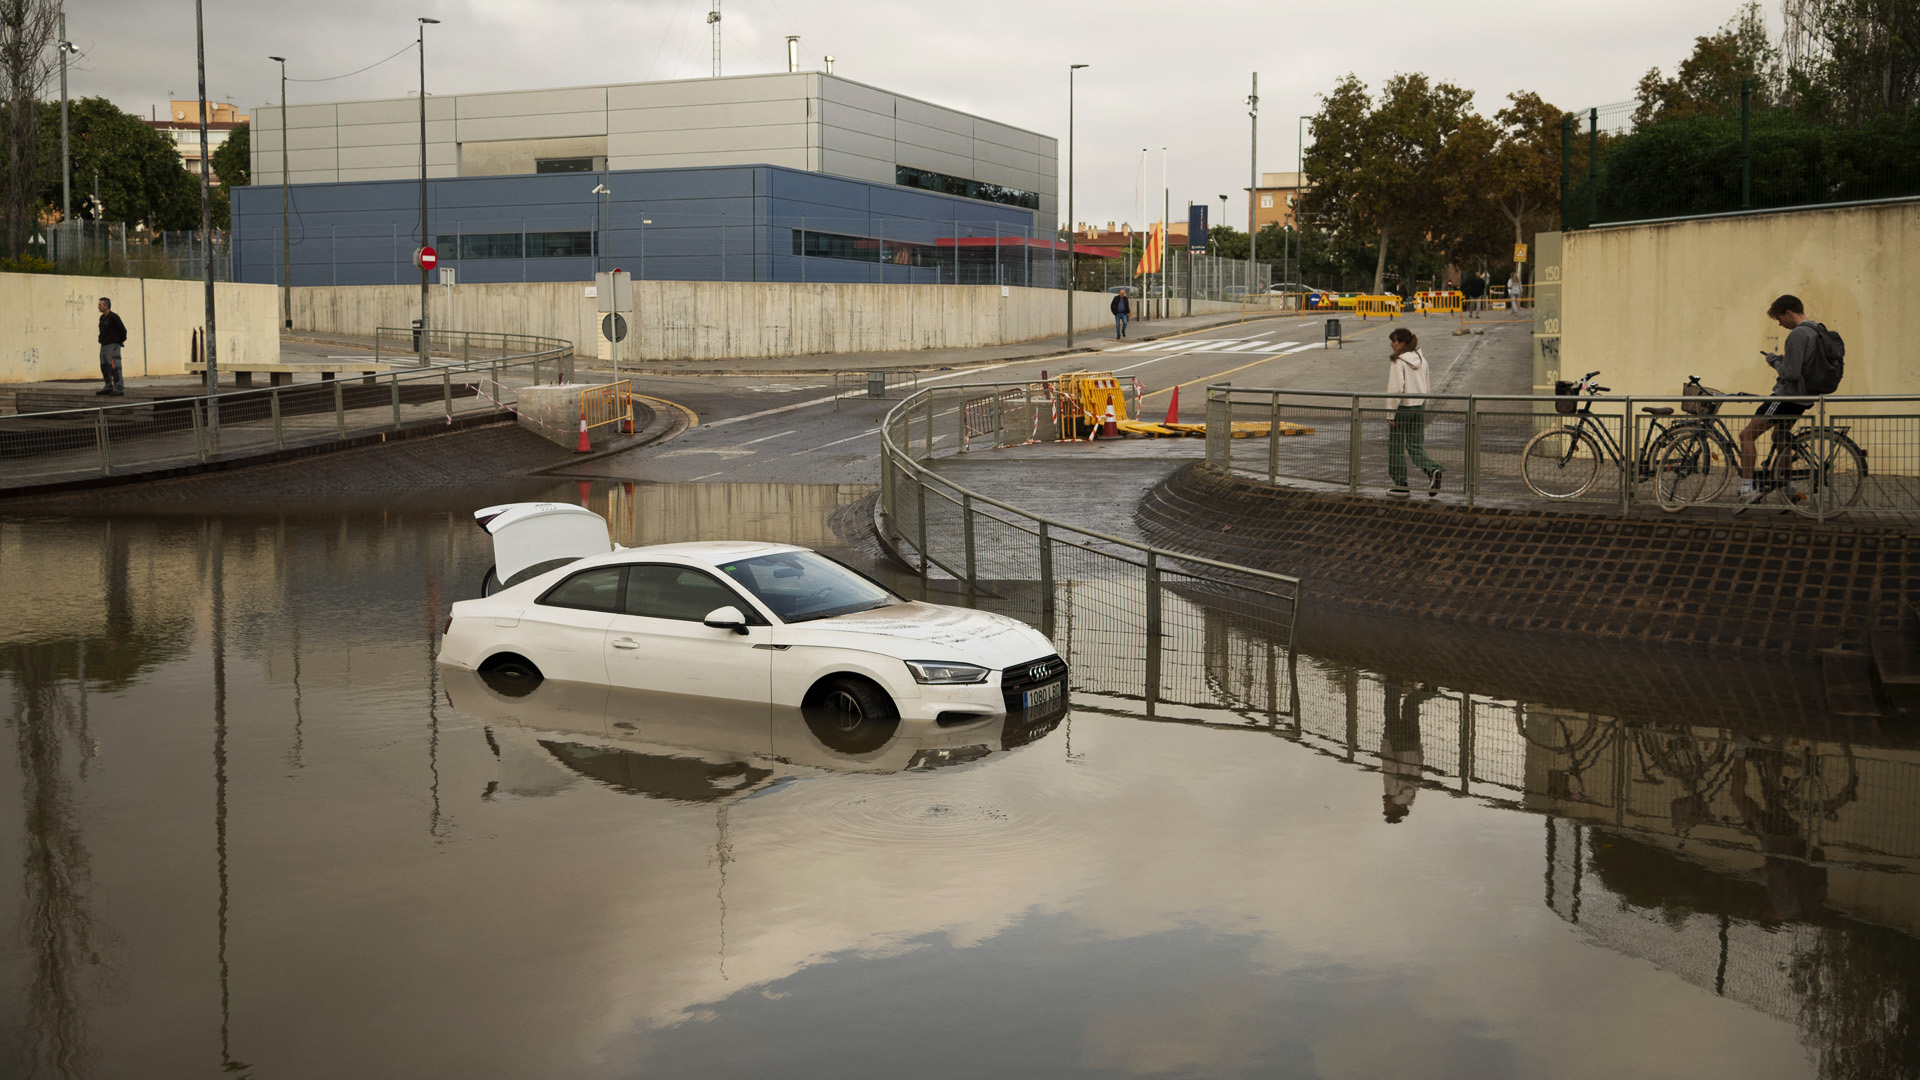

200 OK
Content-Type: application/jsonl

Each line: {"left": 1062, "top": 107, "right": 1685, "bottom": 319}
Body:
{"left": 707, "top": 0, "right": 722, "bottom": 77}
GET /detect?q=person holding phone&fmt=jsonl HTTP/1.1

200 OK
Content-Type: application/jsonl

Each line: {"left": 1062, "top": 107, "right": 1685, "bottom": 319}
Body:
{"left": 1385, "top": 328, "right": 1442, "bottom": 496}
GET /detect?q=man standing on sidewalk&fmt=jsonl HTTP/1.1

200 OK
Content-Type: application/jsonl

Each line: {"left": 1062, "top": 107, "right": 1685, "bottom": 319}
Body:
{"left": 1110, "top": 289, "right": 1131, "bottom": 339}
{"left": 97, "top": 297, "right": 128, "bottom": 396}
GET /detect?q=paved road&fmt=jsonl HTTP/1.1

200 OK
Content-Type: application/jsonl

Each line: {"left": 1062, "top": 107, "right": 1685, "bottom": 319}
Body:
{"left": 554, "top": 315, "right": 1530, "bottom": 488}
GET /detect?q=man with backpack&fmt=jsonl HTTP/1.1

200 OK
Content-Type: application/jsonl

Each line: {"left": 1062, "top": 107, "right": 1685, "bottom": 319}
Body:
{"left": 1738, "top": 294, "right": 1845, "bottom": 502}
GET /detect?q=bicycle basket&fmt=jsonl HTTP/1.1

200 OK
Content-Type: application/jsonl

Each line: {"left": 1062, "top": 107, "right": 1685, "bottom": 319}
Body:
{"left": 1553, "top": 380, "right": 1579, "bottom": 414}
{"left": 1681, "top": 382, "right": 1723, "bottom": 416}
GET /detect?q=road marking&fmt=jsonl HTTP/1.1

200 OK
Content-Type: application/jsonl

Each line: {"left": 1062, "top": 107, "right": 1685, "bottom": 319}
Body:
{"left": 659, "top": 448, "right": 757, "bottom": 458}
{"left": 740, "top": 429, "right": 797, "bottom": 446}
{"left": 632, "top": 393, "right": 700, "bottom": 428}
{"left": 1283, "top": 342, "right": 1325, "bottom": 354}
{"left": 794, "top": 429, "right": 879, "bottom": 454}
{"left": 699, "top": 360, "right": 1021, "bottom": 430}
{"left": 1111, "top": 355, "right": 1175, "bottom": 373}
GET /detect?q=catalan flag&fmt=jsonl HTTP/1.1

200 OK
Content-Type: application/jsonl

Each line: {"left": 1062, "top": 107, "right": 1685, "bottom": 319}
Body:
{"left": 1134, "top": 222, "right": 1164, "bottom": 277}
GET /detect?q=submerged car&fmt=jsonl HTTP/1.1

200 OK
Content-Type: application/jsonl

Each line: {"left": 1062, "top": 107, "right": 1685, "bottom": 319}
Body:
{"left": 438, "top": 503, "right": 1069, "bottom": 726}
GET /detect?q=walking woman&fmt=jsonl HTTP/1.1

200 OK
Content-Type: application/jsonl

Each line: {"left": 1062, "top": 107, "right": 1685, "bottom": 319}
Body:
{"left": 1386, "top": 327, "right": 1442, "bottom": 496}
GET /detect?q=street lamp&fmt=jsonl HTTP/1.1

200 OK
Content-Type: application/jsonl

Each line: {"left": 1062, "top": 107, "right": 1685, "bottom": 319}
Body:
{"left": 592, "top": 182, "right": 610, "bottom": 275}
{"left": 194, "top": 0, "right": 220, "bottom": 434}
{"left": 417, "top": 16, "right": 439, "bottom": 368}
{"left": 1065, "top": 63, "right": 1087, "bottom": 349}
{"left": 58, "top": 17, "right": 74, "bottom": 226}
{"left": 269, "top": 56, "right": 291, "bottom": 328}
{"left": 640, "top": 218, "right": 652, "bottom": 279}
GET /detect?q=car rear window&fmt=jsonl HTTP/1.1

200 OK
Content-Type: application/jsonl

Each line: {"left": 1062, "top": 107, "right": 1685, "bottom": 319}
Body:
{"left": 539, "top": 566, "right": 623, "bottom": 612}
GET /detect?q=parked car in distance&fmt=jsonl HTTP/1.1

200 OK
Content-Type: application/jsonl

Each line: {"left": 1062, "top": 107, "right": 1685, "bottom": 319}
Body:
{"left": 439, "top": 506, "right": 1070, "bottom": 728}
{"left": 1105, "top": 285, "right": 1139, "bottom": 296}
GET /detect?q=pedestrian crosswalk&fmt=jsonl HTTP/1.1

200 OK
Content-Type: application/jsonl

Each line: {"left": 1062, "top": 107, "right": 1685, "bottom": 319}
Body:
{"left": 1103, "top": 337, "right": 1300, "bottom": 355}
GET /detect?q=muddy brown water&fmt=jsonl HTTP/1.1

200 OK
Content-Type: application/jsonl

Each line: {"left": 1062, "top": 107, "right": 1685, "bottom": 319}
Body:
{"left": 3, "top": 481, "right": 1917, "bottom": 1079}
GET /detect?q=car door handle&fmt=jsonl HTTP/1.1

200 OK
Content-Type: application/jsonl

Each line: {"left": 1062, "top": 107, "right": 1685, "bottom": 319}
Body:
{"left": 610, "top": 638, "right": 640, "bottom": 650}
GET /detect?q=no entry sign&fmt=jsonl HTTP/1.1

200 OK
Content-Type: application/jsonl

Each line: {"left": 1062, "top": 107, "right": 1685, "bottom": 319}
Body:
{"left": 416, "top": 245, "right": 439, "bottom": 271}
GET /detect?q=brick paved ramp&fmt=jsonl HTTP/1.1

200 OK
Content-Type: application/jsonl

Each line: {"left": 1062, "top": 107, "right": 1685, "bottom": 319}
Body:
{"left": 1139, "top": 461, "right": 1919, "bottom": 655}
{"left": 4, "top": 422, "right": 570, "bottom": 513}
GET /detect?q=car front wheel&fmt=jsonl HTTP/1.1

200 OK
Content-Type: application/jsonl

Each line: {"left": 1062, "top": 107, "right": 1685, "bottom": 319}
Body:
{"left": 805, "top": 677, "right": 900, "bottom": 754}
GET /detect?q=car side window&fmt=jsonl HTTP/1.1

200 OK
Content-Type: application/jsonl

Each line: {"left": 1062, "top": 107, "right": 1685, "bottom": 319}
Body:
{"left": 538, "top": 566, "right": 624, "bottom": 612}
{"left": 624, "top": 564, "right": 755, "bottom": 622}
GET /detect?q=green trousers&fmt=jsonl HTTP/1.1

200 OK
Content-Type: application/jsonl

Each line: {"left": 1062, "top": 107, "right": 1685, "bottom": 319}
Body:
{"left": 1387, "top": 404, "right": 1442, "bottom": 487}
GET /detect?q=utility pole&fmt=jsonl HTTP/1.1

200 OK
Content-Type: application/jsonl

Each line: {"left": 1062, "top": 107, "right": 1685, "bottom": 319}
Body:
{"left": 58, "top": 13, "right": 71, "bottom": 226}
{"left": 417, "top": 17, "right": 439, "bottom": 368}
{"left": 194, "top": 0, "right": 219, "bottom": 438}
{"left": 1247, "top": 73, "right": 1258, "bottom": 296}
{"left": 1161, "top": 147, "right": 1168, "bottom": 319}
{"left": 270, "top": 56, "right": 291, "bottom": 329}
{"left": 1065, "top": 64, "right": 1087, "bottom": 348}
{"left": 708, "top": 0, "right": 722, "bottom": 78}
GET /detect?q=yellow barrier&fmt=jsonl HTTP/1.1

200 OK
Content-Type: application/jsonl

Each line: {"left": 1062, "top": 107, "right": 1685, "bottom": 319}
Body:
{"left": 1415, "top": 290, "right": 1464, "bottom": 315}
{"left": 581, "top": 380, "right": 633, "bottom": 431}
{"left": 1354, "top": 295, "right": 1403, "bottom": 320}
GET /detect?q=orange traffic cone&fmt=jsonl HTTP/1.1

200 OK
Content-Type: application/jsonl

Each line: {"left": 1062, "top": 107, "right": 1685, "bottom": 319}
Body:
{"left": 1164, "top": 384, "right": 1181, "bottom": 425}
{"left": 1101, "top": 395, "right": 1119, "bottom": 439}
{"left": 620, "top": 396, "right": 634, "bottom": 434}
{"left": 574, "top": 401, "right": 592, "bottom": 453}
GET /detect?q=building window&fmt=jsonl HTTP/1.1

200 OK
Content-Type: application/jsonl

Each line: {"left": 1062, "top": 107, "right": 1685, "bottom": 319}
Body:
{"left": 535, "top": 157, "right": 595, "bottom": 174}
{"left": 436, "top": 231, "right": 595, "bottom": 259}
{"left": 1260, "top": 195, "right": 1273, "bottom": 208}
{"left": 791, "top": 228, "right": 933, "bottom": 265}
{"left": 895, "top": 166, "right": 1039, "bottom": 211}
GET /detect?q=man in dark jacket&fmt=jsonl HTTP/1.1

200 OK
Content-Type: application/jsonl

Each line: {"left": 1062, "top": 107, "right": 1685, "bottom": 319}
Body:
{"left": 1110, "top": 289, "right": 1131, "bottom": 339}
{"left": 97, "top": 297, "right": 128, "bottom": 396}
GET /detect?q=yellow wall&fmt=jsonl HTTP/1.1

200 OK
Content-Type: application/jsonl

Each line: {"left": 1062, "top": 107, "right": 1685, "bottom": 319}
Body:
{"left": 1561, "top": 201, "right": 1917, "bottom": 400}
{"left": 0, "top": 273, "right": 280, "bottom": 384}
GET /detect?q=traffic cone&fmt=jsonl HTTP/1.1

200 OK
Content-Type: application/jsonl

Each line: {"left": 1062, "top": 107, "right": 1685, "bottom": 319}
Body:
{"left": 1164, "top": 384, "right": 1181, "bottom": 425}
{"left": 1101, "top": 395, "right": 1119, "bottom": 439}
{"left": 574, "top": 401, "right": 592, "bottom": 453}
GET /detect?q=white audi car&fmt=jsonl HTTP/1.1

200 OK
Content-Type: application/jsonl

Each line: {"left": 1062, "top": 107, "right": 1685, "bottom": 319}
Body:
{"left": 437, "top": 503, "right": 1068, "bottom": 726}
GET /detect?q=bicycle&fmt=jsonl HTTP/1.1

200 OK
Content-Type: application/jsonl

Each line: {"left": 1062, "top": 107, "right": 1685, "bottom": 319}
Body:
{"left": 1651, "top": 378, "right": 1867, "bottom": 517}
{"left": 1520, "top": 371, "right": 1697, "bottom": 500}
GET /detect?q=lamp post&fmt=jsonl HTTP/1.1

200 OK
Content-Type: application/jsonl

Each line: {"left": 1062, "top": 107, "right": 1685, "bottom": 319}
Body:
{"left": 416, "top": 16, "right": 439, "bottom": 368}
{"left": 269, "top": 56, "right": 291, "bottom": 329}
{"left": 1296, "top": 115, "right": 1311, "bottom": 284}
{"left": 592, "top": 182, "right": 610, "bottom": 275}
{"left": 1065, "top": 63, "right": 1087, "bottom": 348}
{"left": 640, "top": 218, "right": 651, "bottom": 279}
{"left": 1247, "top": 73, "right": 1257, "bottom": 295}
{"left": 194, "top": 0, "right": 219, "bottom": 436}
{"left": 58, "top": 16, "right": 73, "bottom": 227}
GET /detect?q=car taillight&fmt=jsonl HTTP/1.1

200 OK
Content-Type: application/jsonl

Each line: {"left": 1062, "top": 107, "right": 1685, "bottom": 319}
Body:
{"left": 442, "top": 615, "right": 453, "bottom": 635}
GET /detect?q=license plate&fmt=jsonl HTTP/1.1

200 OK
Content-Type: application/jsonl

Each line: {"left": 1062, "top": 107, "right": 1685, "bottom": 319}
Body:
{"left": 1022, "top": 680, "right": 1063, "bottom": 710}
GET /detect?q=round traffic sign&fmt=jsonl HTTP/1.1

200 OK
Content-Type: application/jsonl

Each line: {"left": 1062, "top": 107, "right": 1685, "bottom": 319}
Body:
{"left": 416, "top": 245, "right": 439, "bottom": 270}
{"left": 601, "top": 313, "right": 628, "bottom": 343}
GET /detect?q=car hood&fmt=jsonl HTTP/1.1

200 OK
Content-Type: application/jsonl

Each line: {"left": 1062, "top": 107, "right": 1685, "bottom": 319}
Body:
{"left": 791, "top": 602, "right": 1054, "bottom": 667}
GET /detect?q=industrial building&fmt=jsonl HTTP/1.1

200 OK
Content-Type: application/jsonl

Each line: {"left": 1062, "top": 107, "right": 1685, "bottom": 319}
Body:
{"left": 232, "top": 71, "right": 1066, "bottom": 287}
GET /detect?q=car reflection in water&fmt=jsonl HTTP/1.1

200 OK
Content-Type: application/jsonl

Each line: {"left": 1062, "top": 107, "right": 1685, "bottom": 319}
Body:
{"left": 443, "top": 668, "right": 1068, "bottom": 802}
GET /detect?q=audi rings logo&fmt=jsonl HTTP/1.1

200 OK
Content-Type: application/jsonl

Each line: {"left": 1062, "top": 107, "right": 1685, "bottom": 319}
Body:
{"left": 1029, "top": 663, "right": 1052, "bottom": 681}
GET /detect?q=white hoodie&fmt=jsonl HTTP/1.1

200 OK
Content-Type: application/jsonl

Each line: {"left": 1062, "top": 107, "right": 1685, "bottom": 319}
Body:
{"left": 1387, "top": 348, "right": 1430, "bottom": 407}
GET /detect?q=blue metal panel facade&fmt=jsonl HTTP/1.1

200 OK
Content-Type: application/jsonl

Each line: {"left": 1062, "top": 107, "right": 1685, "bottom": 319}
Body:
{"left": 232, "top": 165, "right": 1048, "bottom": 287}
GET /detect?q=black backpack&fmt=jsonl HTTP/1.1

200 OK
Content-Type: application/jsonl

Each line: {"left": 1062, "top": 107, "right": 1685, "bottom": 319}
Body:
{"left": 1804, "top": 321, "right": 1846, "bottom": 395}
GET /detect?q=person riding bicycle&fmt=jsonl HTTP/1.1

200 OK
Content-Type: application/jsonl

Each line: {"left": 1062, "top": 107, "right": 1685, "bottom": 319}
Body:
{"left": 1738, "top": 294, "right": 1823, "bottom": 502}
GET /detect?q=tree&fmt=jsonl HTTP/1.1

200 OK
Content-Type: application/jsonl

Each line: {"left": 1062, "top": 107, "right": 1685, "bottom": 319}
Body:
{"left": 211, "top": 121, "right": 247, "bottom": 188}
{"left": 1303, "top": 73, "right": 1477, "bottom": 292}
{"left": 1633, "top": 2, "right": 1779, "bottom": 126}
{"left": 33, "top": 97, "right": 200, "bottom": 229}
{"left": 1, "top": 0, "right": 57, "bottom": 257}
{"left": 1490, "top": 91, "right": 1564, "bottom": 248}
{"left": 1782, "top": 0, "right": 1920, "bottom": 124}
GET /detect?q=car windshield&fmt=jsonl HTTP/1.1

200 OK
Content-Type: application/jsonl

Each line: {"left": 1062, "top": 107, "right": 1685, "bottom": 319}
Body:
{"left": 716, "top": 551, "right": 899, "bottom": 623}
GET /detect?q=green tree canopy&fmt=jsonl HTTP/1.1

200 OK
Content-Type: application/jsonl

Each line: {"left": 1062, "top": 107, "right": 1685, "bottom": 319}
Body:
{"left": 34, "top": 96, "right": 201, "bottom": 229}
{"left": 211, "top": 121, "right": 248, "bottom": 188}
{"left": 1634, "top": 1, "right": 1778, "bottom": 126}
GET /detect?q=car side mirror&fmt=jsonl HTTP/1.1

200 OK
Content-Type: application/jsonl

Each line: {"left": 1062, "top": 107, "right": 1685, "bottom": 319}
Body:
{"left": 703, "top": 606, "right": 750, "bottom": 635}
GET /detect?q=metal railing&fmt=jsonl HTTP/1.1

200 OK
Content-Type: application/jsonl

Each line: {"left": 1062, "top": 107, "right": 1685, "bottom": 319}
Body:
{"left": 878, "top": 380, "right": 1303, "bottom": 718}
{"left": 1204, "top": 384, "right": 1920, "bottom": 523}
{"left": 832, "top": 369, "right": 920, "bottom": 410}
{"left": 0, "top": 330, "right": 572, "bottom": 491}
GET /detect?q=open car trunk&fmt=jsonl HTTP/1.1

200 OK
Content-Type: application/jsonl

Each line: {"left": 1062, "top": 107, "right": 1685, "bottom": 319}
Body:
{"left": 474, "top": 503, "right": 613, "bottom": 595}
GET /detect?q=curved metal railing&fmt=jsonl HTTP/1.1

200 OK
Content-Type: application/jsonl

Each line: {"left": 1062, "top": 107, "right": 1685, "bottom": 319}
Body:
{"left": 0, "top": 330, "right": 573, "bottom": 491}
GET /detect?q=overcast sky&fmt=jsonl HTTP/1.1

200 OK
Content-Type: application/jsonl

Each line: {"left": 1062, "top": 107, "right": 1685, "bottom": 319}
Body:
{"left": 66, "top": 0, "right": 1758, "bottom": 230}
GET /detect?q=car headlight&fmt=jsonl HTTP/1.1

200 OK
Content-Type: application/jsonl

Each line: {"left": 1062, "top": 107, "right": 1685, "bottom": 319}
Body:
{"left": 904, "top": 660, "right": 990, "bottom": 685}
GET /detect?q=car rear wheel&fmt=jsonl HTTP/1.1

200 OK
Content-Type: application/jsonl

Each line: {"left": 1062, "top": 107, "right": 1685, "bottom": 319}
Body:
{"left": 479, "top": 654, "right": 543, "bottom": 697}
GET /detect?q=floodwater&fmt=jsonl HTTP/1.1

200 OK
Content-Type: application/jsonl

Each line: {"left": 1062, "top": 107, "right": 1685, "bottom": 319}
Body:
{"left": 3, "top": 482, "right": 1919, "bottom": 1080}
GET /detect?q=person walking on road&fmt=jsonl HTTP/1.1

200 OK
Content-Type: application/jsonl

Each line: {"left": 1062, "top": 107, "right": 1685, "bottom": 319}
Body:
{"left": 1461, "top": 272, "right": 1485, "bottom": 318}
{"left": 1508, "top": 271, "right": 1522, "bottom": 312}
{"left": 1110, "top": 289, "right": 1131, "bottom": 339}
{"left": 97, "top": 297, "right": 128, "bottom": 396}
{"left": 1386, "top": 327, "right": 1442, "bottom": 496}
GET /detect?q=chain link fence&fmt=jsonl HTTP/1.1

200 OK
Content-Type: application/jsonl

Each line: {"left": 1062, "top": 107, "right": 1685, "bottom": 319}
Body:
{"left": 24, "top": 221, "right": 232, "bottom": 280}
{"left": 0, "top": 329, "right": 572, "bottom": 491}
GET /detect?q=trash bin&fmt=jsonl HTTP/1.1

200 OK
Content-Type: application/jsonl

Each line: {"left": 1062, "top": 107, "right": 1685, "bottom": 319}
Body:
{"left": 411, "top": 318, "right": 424, "bottom": 352}
{"left": 867, "top": 372, "right": 887, "bottom": 399}
{"left": 1325, "top": 318, "right": 1343, "bottom": 349}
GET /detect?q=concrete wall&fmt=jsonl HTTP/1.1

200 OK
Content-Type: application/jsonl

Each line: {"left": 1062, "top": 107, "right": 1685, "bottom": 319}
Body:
{"left": 0, "top": 273, "right": 280, "bottom": 384}
{"left": 1560, "top": 201, "right": 1917, "bottom": 399}
{"left": 290, "top": 281, "right": 1144, "bottom": 362}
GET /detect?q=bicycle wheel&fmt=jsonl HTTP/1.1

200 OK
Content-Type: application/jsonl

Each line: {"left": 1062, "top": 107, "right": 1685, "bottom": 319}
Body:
{"left": 1521, "top": 426, "right": 1603, "bottom": 499}
{"left": 1654, "top": 428, "right": 1734, "bottom": 511}
{"left": 1791, "top": 430, "right": 1866, "bottom": 515}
